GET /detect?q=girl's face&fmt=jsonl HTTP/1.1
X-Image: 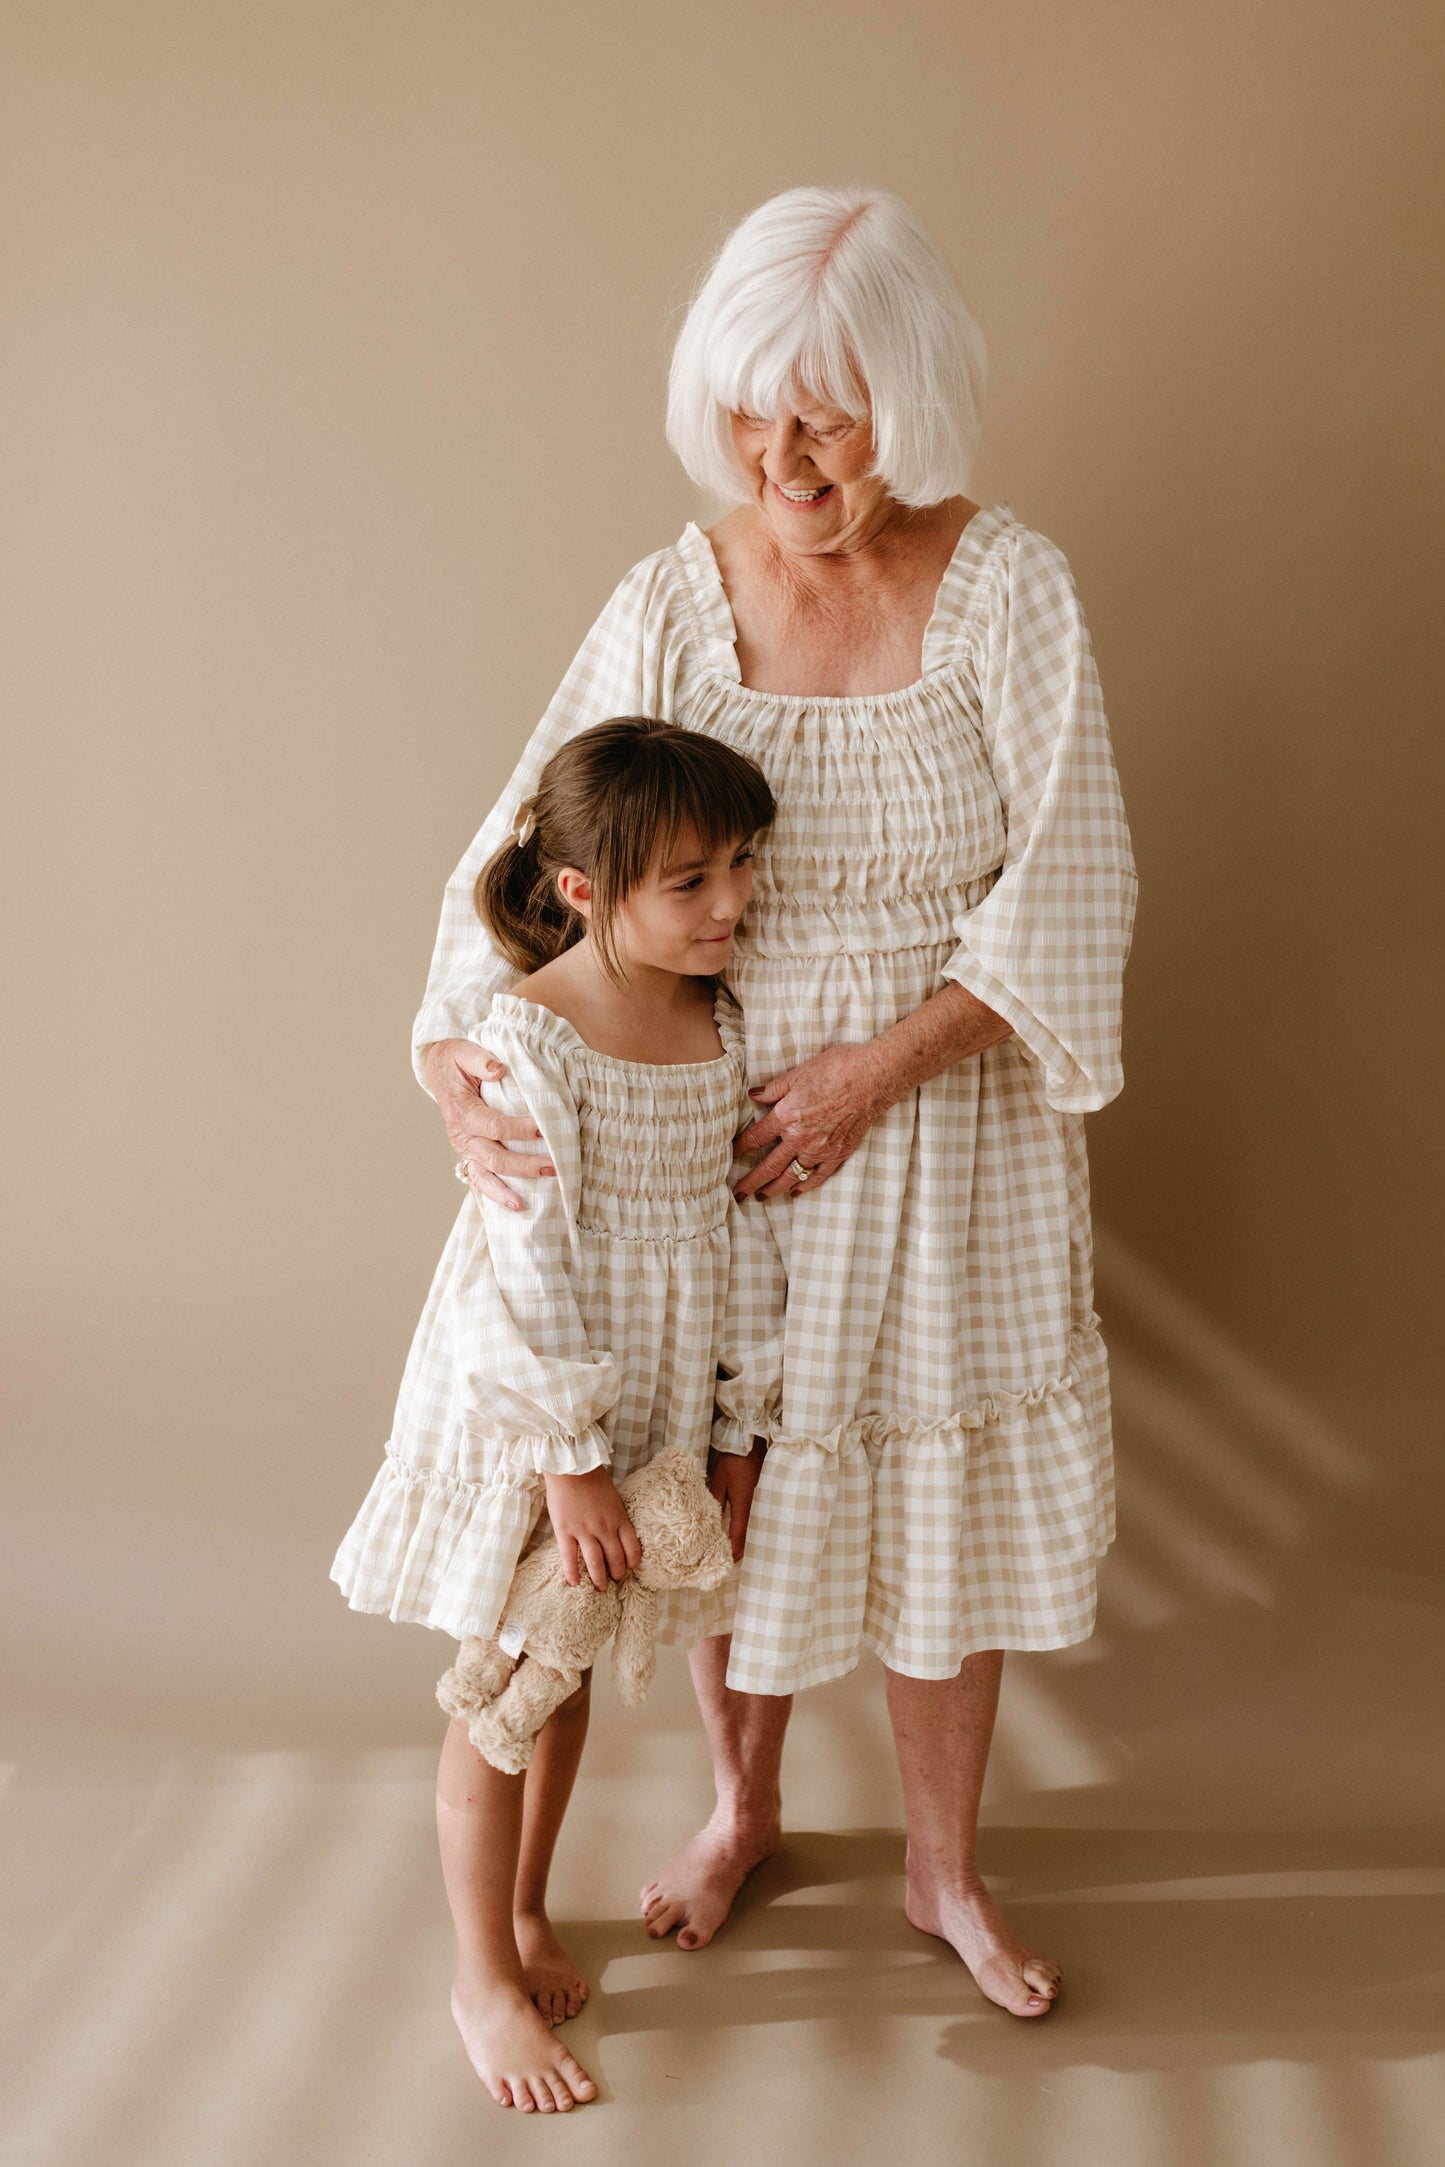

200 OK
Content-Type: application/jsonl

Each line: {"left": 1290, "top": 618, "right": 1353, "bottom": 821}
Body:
{"left": 562, "top": 826, "right": 757, "bottom": 977}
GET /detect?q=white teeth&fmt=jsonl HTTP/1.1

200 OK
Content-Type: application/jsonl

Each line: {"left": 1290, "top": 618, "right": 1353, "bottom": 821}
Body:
{"left": 778, "top": 485, "right": 829, "bottom": 501}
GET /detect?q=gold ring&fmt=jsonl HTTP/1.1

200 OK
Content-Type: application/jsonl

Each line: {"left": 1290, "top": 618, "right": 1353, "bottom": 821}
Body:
{"left": 454, "top": 1160, "right": 475, "bottom": 1184}
{"left": 789, "top": 1158, "right": 815, "bottom": 1183}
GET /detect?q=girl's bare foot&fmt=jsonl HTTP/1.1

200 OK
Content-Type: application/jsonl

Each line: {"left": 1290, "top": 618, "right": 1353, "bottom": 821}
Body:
{"left": 513, "top": 1908, "right": 590, "bottom": 2025}
{"left": 639, "top": 1808, "right": 781, "bottom": 1950}
{"left": 905, "top": 1869, "right": 1062, "bottom": 2017}
{"left": 450, "top": 1974, "right": 598, "bottom": 2110}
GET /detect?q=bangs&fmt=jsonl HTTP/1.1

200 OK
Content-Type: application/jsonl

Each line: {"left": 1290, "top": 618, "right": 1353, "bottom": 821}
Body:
{"left": 601, "top": 730, "right": 777, "bottom": 898}
{"left": 711, "top": 299, "right": 870, "bottom": 425}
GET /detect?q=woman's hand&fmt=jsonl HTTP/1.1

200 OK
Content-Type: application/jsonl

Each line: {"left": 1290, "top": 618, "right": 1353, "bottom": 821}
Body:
{"left": 733, "top": 985, "right": 1014, "bottom": 1200}
{"left": 422, "top": 1039, "right": 555, "bottom": 1211}
{"left": 543, "top": 1467, "right": 644, "bottom": 1591}
{"left": 733, "top": 1040, "right": 899, "bottom": 1200}
{"left": 708, "top": 1438, "right": 767, "bottom": 1562}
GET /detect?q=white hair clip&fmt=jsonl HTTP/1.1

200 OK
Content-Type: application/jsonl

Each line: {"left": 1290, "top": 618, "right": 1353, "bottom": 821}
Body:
{"left": 514, "top": 806, "right": 537, "bottom": 847}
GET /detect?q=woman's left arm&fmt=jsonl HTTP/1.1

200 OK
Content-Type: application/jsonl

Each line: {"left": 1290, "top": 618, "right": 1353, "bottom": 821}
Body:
{"left": 733, "top": 982, "right": 1012, "bottom": 1200}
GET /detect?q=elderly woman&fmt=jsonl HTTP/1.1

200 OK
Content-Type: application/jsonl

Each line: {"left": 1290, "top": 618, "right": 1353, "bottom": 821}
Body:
{"left": 417, "top": 186, "right": 1135, "bottom": 2018}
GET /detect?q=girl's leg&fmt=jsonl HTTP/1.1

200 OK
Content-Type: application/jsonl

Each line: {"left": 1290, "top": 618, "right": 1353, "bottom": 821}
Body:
{"left": 513, "top": 1673, "right": 593, "bottom": 2023}
{"left": 886, "top": 1650, "right": 1062, "bottom": 2017}
{"left": 436, "top": 1717, "right": 597, "bottom": 2111}
{"left": 640, "top": 1633, "right": 790, "bottom": 1949}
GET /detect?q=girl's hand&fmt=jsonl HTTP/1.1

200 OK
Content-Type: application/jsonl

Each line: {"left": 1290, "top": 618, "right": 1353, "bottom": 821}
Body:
{"left": 422, "top": 1040, "right": 554, "bottom": 1211}
{"left": 734, "top": 1040, "right": 899, "bottom": 1201}
{"left": 543, "top": 1467, "right": 644, "bottom": 1591}
{"left": 708, "top": 1439, "right": 767, "bottom": 1562}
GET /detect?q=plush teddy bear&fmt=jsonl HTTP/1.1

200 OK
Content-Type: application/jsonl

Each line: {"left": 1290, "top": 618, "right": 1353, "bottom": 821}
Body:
{"left": 436, "top": 1446, "right": 735, "bottom": 1775}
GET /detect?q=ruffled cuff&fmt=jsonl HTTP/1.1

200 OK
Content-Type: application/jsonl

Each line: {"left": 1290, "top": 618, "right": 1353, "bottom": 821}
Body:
{"left": 710, "top": 1414, "right": 769, "bottom": 1457}
{"left": 494, "top": 1424, "right": 612, "bottom": 1478}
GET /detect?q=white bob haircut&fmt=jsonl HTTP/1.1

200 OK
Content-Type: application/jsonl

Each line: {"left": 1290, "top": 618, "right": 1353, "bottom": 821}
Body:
{"left": 666, "top": 186, "right": 987, "bottom": 510}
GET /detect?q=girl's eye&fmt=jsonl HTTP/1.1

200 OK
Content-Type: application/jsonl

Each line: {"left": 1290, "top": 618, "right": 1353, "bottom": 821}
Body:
{"left": 733, "top": 848, "right": 755, "bottom": 867}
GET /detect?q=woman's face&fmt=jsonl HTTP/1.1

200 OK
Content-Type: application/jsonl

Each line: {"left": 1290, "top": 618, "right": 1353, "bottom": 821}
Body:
{"left": 728, "top": 390, "right": 892, "bottom": 555}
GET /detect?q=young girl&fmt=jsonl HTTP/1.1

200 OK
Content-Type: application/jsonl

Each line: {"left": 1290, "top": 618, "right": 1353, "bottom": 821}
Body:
{"left": 330, "top": 718, "right": 777, "bottom": 2114}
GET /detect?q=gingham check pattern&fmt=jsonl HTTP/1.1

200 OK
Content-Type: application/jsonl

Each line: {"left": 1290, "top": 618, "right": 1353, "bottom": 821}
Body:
{"left": 330, "top": 993, "right": 750, "bottom": 1641}
{"left": 392, "top": 504, "right": 1136, "bottom": 1690}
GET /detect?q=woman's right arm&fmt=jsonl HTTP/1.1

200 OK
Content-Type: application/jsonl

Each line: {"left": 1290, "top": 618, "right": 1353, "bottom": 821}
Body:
{"left": 413, "top": 552, "right": 676, "bottom": 1205}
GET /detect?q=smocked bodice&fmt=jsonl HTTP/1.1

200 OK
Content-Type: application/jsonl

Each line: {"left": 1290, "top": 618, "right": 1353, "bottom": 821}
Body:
{"left": 668, "top": 513, "right": 1011, "bottom": 962}
{"left": 484, "top": 992, "right": 745, "bottom": 1245}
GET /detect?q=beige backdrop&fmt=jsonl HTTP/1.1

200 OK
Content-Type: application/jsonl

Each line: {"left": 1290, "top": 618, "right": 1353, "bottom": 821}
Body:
{"left": 4, "top": 0, "right": 1442, "bottom": 1740}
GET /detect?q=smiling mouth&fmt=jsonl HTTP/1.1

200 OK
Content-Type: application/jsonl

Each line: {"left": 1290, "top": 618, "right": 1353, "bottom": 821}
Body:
{"left": 771, "top": 481, "right": 834, "bottom": 505}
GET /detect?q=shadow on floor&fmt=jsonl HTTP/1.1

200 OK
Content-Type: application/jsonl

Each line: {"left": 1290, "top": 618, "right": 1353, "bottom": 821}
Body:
{"left": 560, "top": 1825, "right": 1445, "bottom": 2072}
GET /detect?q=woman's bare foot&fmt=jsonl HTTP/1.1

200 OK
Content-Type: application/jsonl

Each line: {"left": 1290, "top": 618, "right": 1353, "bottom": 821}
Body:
{"left": 450, "top": 1974, "right": 598, "bottom": 2110}
{"left": 513, "top": 1908, "right": 590, "bottom": 2025}
{"left": 640, "top": 1809, "right": 781, "bottom": 1950}
{"left": 905, "top": 1869, "right": 1062, "bottom": 2017}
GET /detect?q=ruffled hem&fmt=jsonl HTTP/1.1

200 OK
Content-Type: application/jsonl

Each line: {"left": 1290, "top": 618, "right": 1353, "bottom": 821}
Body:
{"left": 744, "top": 1319, "right": 1107, "bottom": 1458}
{"left": 329, "top": 1449, "right": 546, "bottom": 1641}
{"left": 710, "top": 1321, "right": 1116, "bottom": 1696}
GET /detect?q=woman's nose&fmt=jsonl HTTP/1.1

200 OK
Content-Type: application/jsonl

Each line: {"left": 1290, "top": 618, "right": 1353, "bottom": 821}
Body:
{"left": 764, "top": 418, "right": 804, "bottom": 477}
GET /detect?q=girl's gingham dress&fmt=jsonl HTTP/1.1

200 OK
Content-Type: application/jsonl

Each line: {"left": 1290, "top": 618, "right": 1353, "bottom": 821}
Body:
{"left": 330, "top": 990, "right": 755, "bottom": 1643}
{"left": 403, "top": 504, "right": 1137, "bottom": 1693}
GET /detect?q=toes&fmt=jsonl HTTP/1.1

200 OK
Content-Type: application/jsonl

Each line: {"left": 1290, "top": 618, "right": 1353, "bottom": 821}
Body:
{"left": 678, "top": 1920, "right": 715, "bottom": 1951}
{"left": 510, "top": 2081, "right": 535, "bottom": 2112}
{"left": 646, "top": 1899, "right": 685, "bottom": 1939}
{"left": 546, "top": 2074, "right": 575, "bottom": 2112}
{"left": 491, "top": 2080, "right": 513, "bottom": 2109}
{"left": 639, "top": 1879, "right": 660, "bottom": 1907}
{"left": 531, "top": 2079, "right": 557, "bottom": 2112}
{"left": 1022, "top": 1960, "right": 1061, "bottom": 1999}
{"left": 560, "top": 2052, "right": 597, "bottom": 2101}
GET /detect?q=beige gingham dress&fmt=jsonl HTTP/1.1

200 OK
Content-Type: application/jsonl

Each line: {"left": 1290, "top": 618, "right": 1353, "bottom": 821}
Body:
{"left": 329, "top": 989, "right": 753, "bottom": 1642}
{"left": 392, "top": 502, "right": 1136, "bottom": 1693}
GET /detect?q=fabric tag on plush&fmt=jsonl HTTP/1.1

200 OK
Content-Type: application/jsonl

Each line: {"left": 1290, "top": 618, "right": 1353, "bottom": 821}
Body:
{"left": 498, "top": 1619, "right": 527, "bottom": 1659}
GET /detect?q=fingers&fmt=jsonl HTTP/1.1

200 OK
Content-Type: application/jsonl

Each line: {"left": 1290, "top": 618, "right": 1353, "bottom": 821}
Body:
{"left": 734, "top": 1111, "right": 781, "bottom": 1159}
{"left": 475, "top": 1134, "right": 556, "bottom": 1177}
{"left": 735, "top": 1140, "right": 798, "bottom": 1200}
{"left": 600, "top": 1530, "right": 630, "bottom": 1584}
{"left": 578, "top": 1536, "right": 610, "bottom": 1592}
{"left": 558, "top": 1535, "right": 581, "bottom": 1588}
{"left": 729, "top": 1484, "right": 753, "bottom": 1560}
{"left": 474, "top": 1168, "right": 525, "bottom": 1212}
{"left": 619, "top": 1518, "right": 644, "bottom": 1574}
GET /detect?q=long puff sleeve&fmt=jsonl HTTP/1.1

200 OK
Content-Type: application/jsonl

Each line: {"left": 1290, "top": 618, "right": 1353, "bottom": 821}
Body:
{"left": 413, "top": 552, "right": 685, "bottom": 1088}
{"left": 458, "top": 1002, "right": 620, "bottom": 1474}
{"left": 942, "top": 526, "right": 1137, "bottom": 1111}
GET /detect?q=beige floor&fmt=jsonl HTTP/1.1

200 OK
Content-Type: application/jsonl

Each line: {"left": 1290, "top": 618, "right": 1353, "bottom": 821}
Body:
{"left": 4, "top": 1254, "right": 1443, "bottom": 2167}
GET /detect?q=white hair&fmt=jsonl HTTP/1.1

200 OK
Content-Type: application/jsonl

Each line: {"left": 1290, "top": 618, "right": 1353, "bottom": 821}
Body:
{"left": 666, "top": 186, "right": 988, "bottom": 510}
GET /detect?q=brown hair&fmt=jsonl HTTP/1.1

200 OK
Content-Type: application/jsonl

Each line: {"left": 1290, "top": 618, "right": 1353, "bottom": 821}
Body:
{"left": 476, "top": 718, "right": 776, "bottom": 979}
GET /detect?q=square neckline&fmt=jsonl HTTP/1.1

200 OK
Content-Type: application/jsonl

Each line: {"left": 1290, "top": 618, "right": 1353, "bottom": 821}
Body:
{"left": 490, "top": 988, "right": 740, "bottom": 1072}
{"left": 677, "top": 500, "right": 1013, "bottom": 708}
